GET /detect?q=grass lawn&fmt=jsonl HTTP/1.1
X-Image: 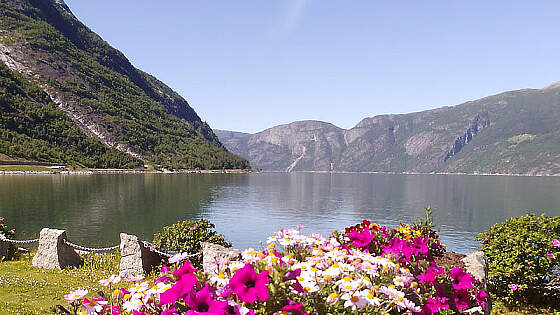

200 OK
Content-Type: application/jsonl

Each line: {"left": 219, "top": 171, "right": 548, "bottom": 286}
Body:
{"left": 0, "top": 252, "right": 120, "bottom": 314}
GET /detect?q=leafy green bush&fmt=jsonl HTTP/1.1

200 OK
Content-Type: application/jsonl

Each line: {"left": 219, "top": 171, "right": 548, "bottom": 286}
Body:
{"left": 152, "top": 219, "right": 231, "bottom": 267}
{"left": 0, "top": 216, "right": 18, "bottom": 261}
{"left": 477, "top": 213, "right": 560, "bottom": 305}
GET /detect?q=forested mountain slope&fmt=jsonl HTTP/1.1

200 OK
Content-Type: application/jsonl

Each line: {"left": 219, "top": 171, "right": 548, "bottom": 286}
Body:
{"left": 0, "top": 0, "right": 249, "bottom": 169}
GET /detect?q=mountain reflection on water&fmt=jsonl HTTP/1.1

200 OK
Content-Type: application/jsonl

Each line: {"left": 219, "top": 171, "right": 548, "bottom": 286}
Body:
{"left": 1, "top": 173, "right": 559, "bottom": 253}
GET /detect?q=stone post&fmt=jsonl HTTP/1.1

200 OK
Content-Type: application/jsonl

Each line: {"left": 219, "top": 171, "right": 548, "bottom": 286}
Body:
{"left": 119, "top": 233, "right": 162, "bottom": 278}
{"left": 462, "top": 251, "right": 491, "bottom": 315}
{"left": 201, "top": 242, "right": 242, "bottom": 272}
{"left": 32, "top": 228, "right": 82, "bottom": 269}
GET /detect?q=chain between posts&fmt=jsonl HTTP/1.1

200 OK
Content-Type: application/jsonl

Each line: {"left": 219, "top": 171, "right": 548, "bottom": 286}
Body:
{"left": 141, "top": 240, "right": 201, "bottom": 259}
{"left": 63, "top": 239, "right": 119, "bottom": 253}
{"left": 0, "top": 234, "right": 38, "bottom": 244}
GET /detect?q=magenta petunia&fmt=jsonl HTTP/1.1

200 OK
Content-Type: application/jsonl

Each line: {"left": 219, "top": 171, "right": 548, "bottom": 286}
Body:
{"left": 227, "top": 264, "right": 269, "bottom": 303}
{"left": 383, "top": 238, "right": 413, "bottom": 262}
{"left": 420, "top": 296, "right": 449, "bottom": 314}
{"left": 348, "top": 227, "right": 374, "bottom": 248}
{"left": 160, "top": 275, "right": 197, "bottom": 305}
{"left": 185, "top": 284, "right": 228, "bottom": 315}
{"left": 453, "top": 289, "right": 471, "bottom": 310}
{"left": 283, "top": 269, "right": 301, "bottom": 282}
{"left": 417, "top": 266, "right": 444, "bottom": 285}
{"left": 281, "top": 300, "right": 305, "bottom": 314}
{"left": 475, "top": 290, "right": 487, "bottom": 312}
{"left": 161, "top": 264, "right": 171, "bottom": 274}
{"left": 553, "top": 240, "right": 560, "bottom": 248}
{"left": 449, "top": 267, "right": 474, "bottom": 290}
{"left": 161, "top": 307, "right": 177, "bottom": 315}
{"left": 412, "top": 237, "right": 429, "bottom": 256}
{"left": 174, "top": 260, "right": 198, "bottom": 281}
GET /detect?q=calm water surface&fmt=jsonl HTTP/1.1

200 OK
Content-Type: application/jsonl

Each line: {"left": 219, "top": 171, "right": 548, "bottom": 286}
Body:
{"left": 1, "top": 173, "right": 559, "bottom": 253}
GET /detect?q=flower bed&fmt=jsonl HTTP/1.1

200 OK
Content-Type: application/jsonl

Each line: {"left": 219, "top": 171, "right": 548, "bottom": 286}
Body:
{"left": 59, "top": 215, "right": 487, "bottom": 314}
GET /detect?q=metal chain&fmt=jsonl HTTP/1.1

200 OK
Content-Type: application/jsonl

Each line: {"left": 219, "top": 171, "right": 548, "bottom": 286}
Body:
{"left": 141, "top": 240, "right": 201, "bottom": 258}
{"left": 0, "top": 234, "right": 38, "bottom": 244}
{"left": 63, "top": 239, "right": 119, "bottom": 252}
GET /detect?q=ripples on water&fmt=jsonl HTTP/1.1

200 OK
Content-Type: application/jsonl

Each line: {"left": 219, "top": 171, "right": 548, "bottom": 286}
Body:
{"left": 1, "top": 172, "right": 559, "bottom": 253}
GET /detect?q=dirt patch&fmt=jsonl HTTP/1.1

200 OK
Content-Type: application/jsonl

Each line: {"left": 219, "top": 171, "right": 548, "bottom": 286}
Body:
{"left": 434, "top": 251, "right": 466, "bottom": 269}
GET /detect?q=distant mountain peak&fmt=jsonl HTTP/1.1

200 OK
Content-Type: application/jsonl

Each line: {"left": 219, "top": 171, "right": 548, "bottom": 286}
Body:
{"left": 543, "top": 81, "right": 560, "bottom": 90}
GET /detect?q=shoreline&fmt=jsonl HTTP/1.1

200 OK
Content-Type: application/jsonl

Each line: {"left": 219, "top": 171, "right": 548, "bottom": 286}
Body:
{"left": 0, "top": 169, "right": 258, "bottom": 175}
{"left": 1, "top": 169, "right": 558, "bottom": 176}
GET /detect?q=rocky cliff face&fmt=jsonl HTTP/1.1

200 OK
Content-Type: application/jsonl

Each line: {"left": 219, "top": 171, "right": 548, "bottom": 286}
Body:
{"left": 216, "top": 85, "right": 560, "bottom": 175}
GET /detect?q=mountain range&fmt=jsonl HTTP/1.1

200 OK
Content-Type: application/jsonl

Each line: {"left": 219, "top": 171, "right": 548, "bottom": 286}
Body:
{"left": 215, "top": 82, "right": 560, "bottom": 175}
{"left": 0, "top": 0, "right": 249, "bottom": 169}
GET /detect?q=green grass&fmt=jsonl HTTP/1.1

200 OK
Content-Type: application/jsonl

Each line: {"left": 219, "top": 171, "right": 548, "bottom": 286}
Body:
{"left": 0, "top": 252, "right": 121, "bottom": 314}
{"left": 0, "top": 165, "right": 58, "bottom": 172}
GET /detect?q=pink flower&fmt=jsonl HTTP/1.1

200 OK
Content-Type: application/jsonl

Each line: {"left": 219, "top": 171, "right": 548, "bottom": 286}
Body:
{"left": 553, "top": 240, "right": 560, "bottom": 248}
{"left": 162, "top": 307, "right": 177, "bottom": 315}
{"left": 449, "top": 268, "right": 474, "bottom": 290}
{"left": 282, "top": 269, "right": 301, "bottom": 282}
{"left": 111, "top": 305, "right": 121, "bottom": 315}
{"left": 226, "top": 264, "right": 269, "bottom": 303}
{"left": 509, "top": 284, "right": 518, "bottom": 291}
{"left": 348, "top": 227, "right": 374, "bottom": 248}
{"left": 296, "top": 225, "right": 304, "bottom": 230}
{"left": 160, "top": 263, "right": 198, "bottom": 305}
{"left": 174, "top": 260, "right": 197, "bottom": 281}
{"left": 281, "top": 300, "right": 305, "bottom": 314}
{"left": 417, "top": 266, "right": 444, "bottom": 285}
{"left": 420, "top": 296, "right": 449, "bottom": 314}
{"left": 475, "top": 290, "right": 488, "bottom": 312}
{"left": 185, "top": 284, "right": 228, "bottom": 315}
{"left": 190, "top": 227, "right": 197, "bottom": 231}
{"left": 547, "top": 253, "right": 555, "bottom": 259}
{"left": 161, "top": 264, "right": 171, "bottom": 274}
{"left": 453, "top": 289, "right": 470, "bottom": 310}
{"left": 412, "top": 237, "right": 429, "bottom": 256}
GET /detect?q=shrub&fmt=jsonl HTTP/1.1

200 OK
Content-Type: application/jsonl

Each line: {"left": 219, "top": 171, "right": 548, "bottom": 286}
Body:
{"left": 477, "top": 213, "right": 560, "bottom": 306}
{"left": 152, "top": 219, "right": 231, "bottom": 267}
{"left": 0, "top": 216, "right": 18, "bottom": 261}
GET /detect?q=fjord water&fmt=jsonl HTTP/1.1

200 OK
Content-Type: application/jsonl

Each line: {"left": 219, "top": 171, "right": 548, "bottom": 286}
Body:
{"left": 1, "top": 173, "right": 559, "bottom": 253}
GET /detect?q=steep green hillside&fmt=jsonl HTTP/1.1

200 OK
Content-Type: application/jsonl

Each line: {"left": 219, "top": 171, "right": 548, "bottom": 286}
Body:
{"left": 216, "top": 85, "right": 560, "bottom": 175}
{"left": 0, "top": 62, "right": 139, "bottom": 168}
{"left": 0, "top": 0, "right": 249, "bottom": 169}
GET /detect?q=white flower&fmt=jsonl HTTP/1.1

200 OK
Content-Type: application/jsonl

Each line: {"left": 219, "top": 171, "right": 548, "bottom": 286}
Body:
{"left": 168, "top": 252, "right": 190, "bottom": 264}
{"left": 210, "top": 272, "right": 229, "bottom": 287}
{"left": 64, "top": 288, "right": 88, "bottom": 303}
{"left": 326, "top": 292, "right": 340, "bottom": 304}
{"left": 379, "top": 285, "right": 405, "bottom": 300}
{"left": 359, "top": 289, "right": 381, "bottom": 306}
{"left": 341, "top": 292, "right": 368, "bottom": 310}
{"left": 99, "top": 274, "right": 121, "bottom": 286}
{"left": 82, "top": 298, "right": 107, "bottom": 314}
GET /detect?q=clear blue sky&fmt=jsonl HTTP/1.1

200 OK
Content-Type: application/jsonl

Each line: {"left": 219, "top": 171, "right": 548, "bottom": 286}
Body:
{"left": 65, "top": 0, "right": 560, "bottom": 133}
